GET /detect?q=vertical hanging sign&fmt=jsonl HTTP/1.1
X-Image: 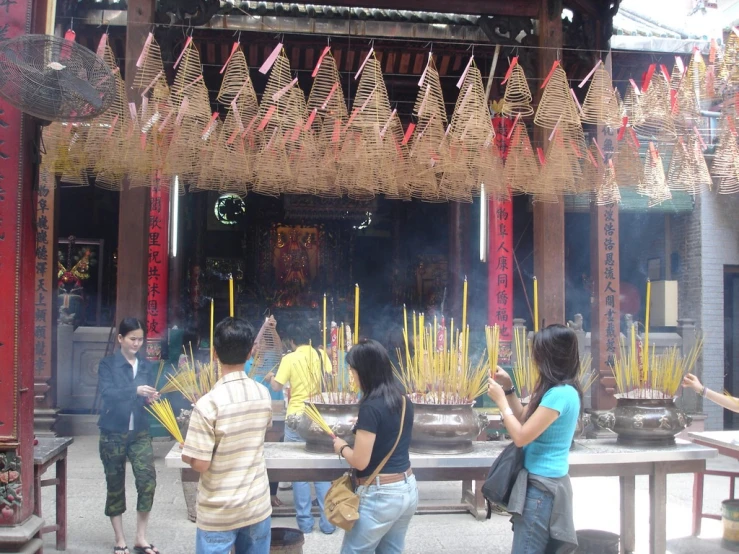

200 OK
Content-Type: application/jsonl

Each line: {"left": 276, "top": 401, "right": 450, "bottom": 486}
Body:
{"left": 146, "top": 181, "right": 169, "bottom": 360}
{"left": 489, "top": 116, "right": 514, "bottom": 364}
{"left": 34, "top": 164, "right": 56, "bottom": 407}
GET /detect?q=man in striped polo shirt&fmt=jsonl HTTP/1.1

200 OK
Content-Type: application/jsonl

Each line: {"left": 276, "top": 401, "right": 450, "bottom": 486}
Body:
{"left": 182, "top": 317, "right": 272, "bottom": 554}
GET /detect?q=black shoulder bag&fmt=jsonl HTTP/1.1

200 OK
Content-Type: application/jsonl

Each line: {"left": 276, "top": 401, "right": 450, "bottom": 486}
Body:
{"left": 481, "top": 441, "right": 523, "bottom": 518}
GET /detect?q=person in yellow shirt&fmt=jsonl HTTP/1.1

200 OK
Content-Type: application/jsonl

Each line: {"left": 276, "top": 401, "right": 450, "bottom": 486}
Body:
{"left": 264, "top": 322, "right": 334, "bottom": 535}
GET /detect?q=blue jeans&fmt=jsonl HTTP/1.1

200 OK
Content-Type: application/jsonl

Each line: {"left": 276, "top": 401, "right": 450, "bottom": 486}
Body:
{"left": 195, "top": 516, "right": 271, "bottom": 554}
{"left": 283, "top": 426, "right": 335, "bottom": 534}
{"left": 511, "top": 484, "right": 554, "bottom": 554}
{"left": 341, "top": 474, "right": 418, "bottom": 554}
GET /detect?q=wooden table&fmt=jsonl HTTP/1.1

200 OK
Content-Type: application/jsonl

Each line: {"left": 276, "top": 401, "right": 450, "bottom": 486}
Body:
{"left": 33, "top": 437, "right": 74, "bottom": 553}
{"left": 689, "top": 431, "right": 739, "bottom": 536}
{"left": 167, "top": 438, "right": 715, "bottom": 554}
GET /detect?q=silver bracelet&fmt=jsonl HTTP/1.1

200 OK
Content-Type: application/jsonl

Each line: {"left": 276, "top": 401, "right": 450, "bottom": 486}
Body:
{"left": 702, "top": 386, "right": 709, "bottom": 398}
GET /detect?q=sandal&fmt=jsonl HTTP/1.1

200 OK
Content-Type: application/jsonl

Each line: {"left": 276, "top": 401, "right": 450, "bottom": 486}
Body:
{"left": 133, "top": 546, "right": 159, "bottom": 554}
{"left": 114, "top": 547, "right": 129, "bottom": 554}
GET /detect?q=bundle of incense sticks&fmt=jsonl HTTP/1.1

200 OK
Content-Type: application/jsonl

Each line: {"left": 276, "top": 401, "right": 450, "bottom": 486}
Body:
{"left": 146, "top": 399, "right": 185, "bottom": 443}
{"left": 304, "top": 403, "right": 336, "bottom": 438}
{"left": 394, "top": 310, "right": 488, "bottom": 404}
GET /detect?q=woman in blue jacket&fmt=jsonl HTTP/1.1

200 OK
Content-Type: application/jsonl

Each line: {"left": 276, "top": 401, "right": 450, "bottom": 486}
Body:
{"left": 97, "top": 318, "right": 161, "bottom": 554}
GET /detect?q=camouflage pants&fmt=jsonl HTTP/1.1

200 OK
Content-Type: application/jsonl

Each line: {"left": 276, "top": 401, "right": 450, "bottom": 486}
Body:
{"left": 99, "top": 430, "right": 156, "bottom": 517}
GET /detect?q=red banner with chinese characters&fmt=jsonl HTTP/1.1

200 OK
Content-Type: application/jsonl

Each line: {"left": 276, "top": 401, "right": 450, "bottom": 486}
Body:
{"left": 489, "top": 116, "right": 514, "bottom": 365}
{"left": 146, "top": 183, "right": 169, "bottom": 359}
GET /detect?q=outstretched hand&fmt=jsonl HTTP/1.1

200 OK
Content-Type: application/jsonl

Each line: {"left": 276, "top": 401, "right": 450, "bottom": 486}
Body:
{"left": 682, "top": 373, "right": 703, "bottom": 393}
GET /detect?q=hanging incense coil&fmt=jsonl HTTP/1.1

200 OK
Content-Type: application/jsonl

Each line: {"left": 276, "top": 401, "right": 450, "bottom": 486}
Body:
{"left": 595, "top": 161, "right": 621, "bottom": 206}
{"left": 344, "top": 55, "right": 405, "bottom": 199}
{"left": 633, "top": 71, "right": 676, "bottom": 140}
{"left": 307, "top": 50, "right": 348, "bottom": 121}
{"left": 478, "top": 143, "right": 507, "bottom": 201}
{"left": 674, "top": 53, "right": 706, "bottom": 129}
{"left": 169, "top": 39, "right": 205, "bottom": 113}
{"left": 129, "top": 79, "right": 173, "bottom": 190}
{"left": 217, "top": 46, "right": 250, "bottom": 106}
{"left": 253, "top": 50, "right": 297, "bottom": 195}
{"left": 285, "top": 86, "right": 323, "bottom": 196}
{"left": 580, "top": 65, "right": 622, "bottom": 127}
{"left": 441, "top": 59, "right": 495, "bottom": 201}
{"left": 83, "top": 37, "right": 128, "bottom": 190}
{"left": 670, "top": 61, "right": 683, "bottom": 93}
{"left": 501, "top": 60, "right": 534, "bottom": 117}
{"left": 718, "top": 31, "right": 739, "bottom": 86}
{"left": 667, "top": 136, "right": 711, "bottom": 195}
{"left": 199, "top": 106, "right": 251, "bottom": 195}
{"left": 535, "top": 64, "right": 581, "bottom": 129}
{"left": 503, "top": 120, "right": 538, "bottom": 195}
{"left": 712, "top": 123, "right": 739, "bottom": 194}
{"left": 639, "top": 146, "right": 672, "bottom": 207}
{"left": 612, "top": 134, "right": 643, "bottom": 188}
{"left": 623, "top": 85, "right": 645, "bottom": 127}
{"left": 536, "top": 131, "right": 581, "bottom": 197}
{"left": 408, "top": 58, "right": 448, "bottom": 201}
{"left": 133, "top": 33, "right": 165, "bottom": 91}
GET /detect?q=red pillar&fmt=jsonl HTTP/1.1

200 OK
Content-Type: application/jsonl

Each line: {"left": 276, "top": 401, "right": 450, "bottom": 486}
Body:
{"left": 0, "top": 0, "right": 44, "bottom": 543}
{"left": 146, "top": 182, "right": 169, "bottom": 360}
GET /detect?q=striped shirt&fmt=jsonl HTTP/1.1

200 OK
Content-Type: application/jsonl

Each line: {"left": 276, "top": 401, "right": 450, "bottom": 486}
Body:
{"left": 182, "top": 371, "right": 272, "bottom": 531}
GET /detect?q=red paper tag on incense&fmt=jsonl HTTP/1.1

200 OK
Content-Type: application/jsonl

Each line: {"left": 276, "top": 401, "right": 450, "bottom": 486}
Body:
{"left": 592, "top": 137, "right": 605, "bottom": 161}
{"left": 569, "top": 139, "right": 581, "bottom": 158}
{"left": 321, "top": 82, "right": 339, "bottom": 110}
{"left": 272, "top": 77, "right": 298, "bottom": 102}
{"left": 506, "top": 114, "right": 521, "bottom": 139}
{"left": 642, "top": 64, "right": 656, "bottom": 92}
{"left": 257, "top": 105, "right": 276, "bottom": 131}
{"left": 578, "top": 59, "right": 602, "bottom": 89}
{"left": 670, "top": 89, "right": 678, "bottom": 113}
{"left": 402, "top": 123, "right": 416, "bottom": 146}
{"left": 710, "top": 39, "right": 718, "bottom": 64}
{"left": 617, "top": 116, "right": 629, "bottom": 141}
{"left": 304, "top": 108, "right": 318, "bottom": 131}
{"left": 536, "top": 147, "right": 546, "bottom": 166}
{"left": 660, "top": 64, "right": 670, "bottom": 84}
{"left": 629, "top": 79, "right": 641, "bottom": 95}
{"left": 174, "top": 36, "right": 193, "bottom": 70}
{"left": 312, "top": 46, "right": 331, "bottom": 78}
{"left": 456, "top": 56, "right": 474, "bottom": 89}
{"left": 260, "top": 43, "right": 283, "bottom": 74}
{"left": 570, "top": 88, "right": 582, "bottom": 112}
{"left": 221, "top": 42, "right": 240, "bottom": 74}
{"left": 140, "top": 132, "right": 147, "bottom": 151}
{"left": 586, "top": 148, "right": 597, "bottom": 167}
{"left": 649, "top": 142, "right": 658, "bottom": 161}
{"left": 675, "top": 56, "right": 685, "bottom": 75}
{"left": 106, "top": 115, "right": 119, "bottom": 138}
{"left": 501, "top": 57, "right": 518, "bottom": 86}
{"left": 332, "top": 118, "right": 342, "bottom": 143}
{"left": 290, "top": 123, "right": 302, "bottom": 142}
{"left": 202, "top": 112, "right": 219, "bottom": 139}
{"left": 541, "top": 60, "right": 560, "bottom": 89}
{"left": 345, "top": 108, "right": 359, "bottom": 129}
{"left": 137, "top": 33, "right": 153, "bottom": 68}
{"left": 694, "top": 125, "right": 706, "bottom": 150}
{"left": 243, "top": 115, "right": 258, "bottom": 138}
{"left": 355, "top": 48, "right": 374, "bottom": 80}
{"left": 628, "top": 128, "right": 640, "bottom": 148}
{"left": 96, "top": 33, "right": 108, "bottom": 58}
{"left": 380, "top": 109, "right": 397, "bottom": 139}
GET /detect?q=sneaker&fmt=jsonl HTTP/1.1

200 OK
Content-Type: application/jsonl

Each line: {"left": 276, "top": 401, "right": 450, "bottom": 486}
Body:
{"left": 320, "top": 526, "right": 336, "bottom": 535}
{"left": 279, "top": 483, "right": 293, "bottom": 491}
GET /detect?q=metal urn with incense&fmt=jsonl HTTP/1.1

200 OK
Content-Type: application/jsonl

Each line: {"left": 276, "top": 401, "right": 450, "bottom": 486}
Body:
{"left": 395, "top": 300, "right": 489, "bottom": 455}
{"left": 293, "top": 307, "right": 361, "bottom": 453}
{"left": 594, "top": 281, "right": 701, "bottom": 446}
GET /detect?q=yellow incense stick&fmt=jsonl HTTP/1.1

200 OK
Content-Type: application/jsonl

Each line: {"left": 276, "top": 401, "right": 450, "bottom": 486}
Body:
{"left": 305, "top": 403, "right": 336, "bottom": 438}
{"left": 354, "top": 284, "right": 360, "bottom": 343}
{"left": 228, "top": 275, "right": 234, "bottom": 317}
{"left": 644, "top": 279, "right": 651, "bottom": 383}
{"left": 322, "top": 293, "right": 327, "bottom": 355}
{"left": 461, "top": 277, "right": 468, "bottom": 344}
{"left": 210, "top": 298, "right": 214, "bottom": 367}
{"left": 533, "top": 276, "right": 539, "bottom": 333}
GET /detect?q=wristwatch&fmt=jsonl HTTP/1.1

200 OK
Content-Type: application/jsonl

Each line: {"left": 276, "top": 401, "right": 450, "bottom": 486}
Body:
{"left": 339, "top": 444, "right": 351, "bottom": 458}
{"left": 503, "top": 386, "right": 516, "bottom": 396}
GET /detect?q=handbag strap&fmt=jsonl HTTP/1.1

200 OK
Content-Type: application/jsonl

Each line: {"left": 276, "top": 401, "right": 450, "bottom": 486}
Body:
{"left": 362, "top": 396, "right": 407, "bottom": 485}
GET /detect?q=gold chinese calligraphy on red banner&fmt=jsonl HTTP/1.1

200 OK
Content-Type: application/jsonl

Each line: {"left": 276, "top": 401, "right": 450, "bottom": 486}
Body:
{"left": 146, "top": 184, "right": 169, "bottom": 359}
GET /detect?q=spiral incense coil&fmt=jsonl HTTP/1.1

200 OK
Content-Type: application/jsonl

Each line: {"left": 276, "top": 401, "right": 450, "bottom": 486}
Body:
{"left": 712, "top": 123, "right": 739, "bottom": 194}
{"left": 536, "top": 132, "right": 581, "bottom": 197}
{"left": 639, "top": 149, "right": 672, "bottom": 207}
{"left": 667, "top": 137, "right": 710, "bottom": 195}
{"left": 127, "top": 80, "right": 172, "bottom": 190}
{"left": 502, "top": 62, "right": 534, "bottom": 117}
{"left": 307, "top": 51, "right": 348, "bottom": 121}
{"left": 503, "top": 120, "right": 538, "bottom": 195}
{"left": 217, "top": 47, "right": 250, "bottom": 106}
{"left": 670, "top": 61, "right": 683, "bottom": 93}
{"left": 674, "top": 63, "right": 704, "bottom": 129}
{"left": 535, "top": 64, "right": 581, "bottom": 129}
{"left": 623, "top": 86, "right": 645, "bottom": 127}
{"left": 718, "top": 32, "right": 739, "bottom": 86}
{"left": 612, "top": 135, "right": 642, "bottom": 188}
{"left": 84, "top": 40, "right": 128, "bottom": 190}
{"left": 594, "top": 162, "right": 621, "bottom": 206}
{"left": 633, "top": 72, "right": 676, "bottom": 140}
{"left": 478, "top": 143, "right": 507, "bottom": 201}
{"left": 132, "top": 34, "right": 165, "bottom": 91}
{"left": 199, "top": 107, "right": 251, "bottom": 196}
{"left": 169, "top": 40, "right": 206, "bottom": 114}
{"left": 580, "top": 66, "right": 622, "bottom": 127}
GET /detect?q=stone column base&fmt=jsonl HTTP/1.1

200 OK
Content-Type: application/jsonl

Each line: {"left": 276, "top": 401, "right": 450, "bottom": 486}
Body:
{"left": 0, "top": 515, "right": 44, "bottom": 554}
{"left": 33, "top": 408, "right": 59, "bottom": 437}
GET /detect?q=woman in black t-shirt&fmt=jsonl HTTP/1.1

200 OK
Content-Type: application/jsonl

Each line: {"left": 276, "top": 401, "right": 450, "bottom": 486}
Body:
{"left": 332, "top": 339, "right": 417, "bottom": 554}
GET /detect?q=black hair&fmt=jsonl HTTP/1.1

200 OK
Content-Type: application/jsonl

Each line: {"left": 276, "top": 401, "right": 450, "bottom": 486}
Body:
{"left": 346, "top": 339, "right": 404, "bottom": 412}
{"left": 282, "top": 321, "right": 312, "bottom": 346}
{"left": 213, "top": 317, "right": 255, "bottom": 365}
{"left": 118, "top": 318, "right": 146, "bottom": 338}
{"left": 527, "top": 324, "right": 583, "bottom": 419}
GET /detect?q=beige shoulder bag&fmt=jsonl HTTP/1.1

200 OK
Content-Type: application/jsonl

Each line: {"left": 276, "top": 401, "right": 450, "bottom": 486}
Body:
{"left": 323, "top": 397, "right": 407, "bottom": 531}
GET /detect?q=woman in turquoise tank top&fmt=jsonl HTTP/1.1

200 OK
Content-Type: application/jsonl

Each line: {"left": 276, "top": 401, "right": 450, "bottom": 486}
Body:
{"left": 488, "top": 324, "right": 583, "bottom": 554}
